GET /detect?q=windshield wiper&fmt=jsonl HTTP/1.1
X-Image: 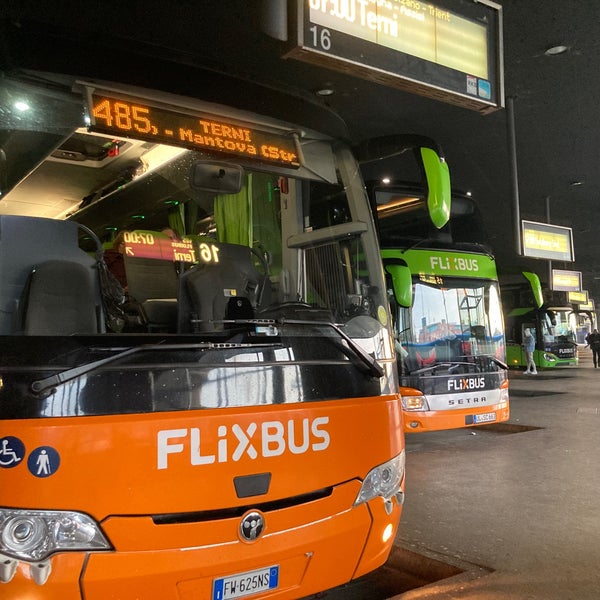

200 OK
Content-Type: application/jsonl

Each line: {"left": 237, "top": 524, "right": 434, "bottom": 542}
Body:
{"left": 279, "top": 318, "right": 384, "bottom": 378}
{"left": 30, "top": 341, "right": 281, "bottom": 396}
{"left": 481, "top": 355, "right": 508, "bottom": 370}
{"left": 212, "top": 317, "right": 383, "bottom": 377}
{"left": 412, "top": 355, "right": 508, "bottom": 376}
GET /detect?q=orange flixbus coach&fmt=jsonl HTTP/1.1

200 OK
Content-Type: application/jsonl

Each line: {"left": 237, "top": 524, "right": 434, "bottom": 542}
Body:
{"left": 0, "top": 18, "right": 447, "bottom": 600}
{"left": 1, "top": 27, "right": 403, "bottom": 600}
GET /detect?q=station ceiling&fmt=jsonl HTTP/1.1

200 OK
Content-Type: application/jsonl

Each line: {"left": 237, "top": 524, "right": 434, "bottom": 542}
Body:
{"left": 2, "top": 0, "right": 600, "bottom": 303}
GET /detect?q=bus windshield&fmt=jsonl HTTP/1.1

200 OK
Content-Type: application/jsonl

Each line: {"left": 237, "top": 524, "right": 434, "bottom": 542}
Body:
{"left": 0, "top": 76, "right": 391, "bottom": 419}
{"left": 543, "top": 308, "right": 577, "bottom": 344}
{"left": 396, "top": 278, "right": 505, "bottom": 376}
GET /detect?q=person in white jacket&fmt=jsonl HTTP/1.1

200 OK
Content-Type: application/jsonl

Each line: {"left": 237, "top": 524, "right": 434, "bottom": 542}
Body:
{"left": 522, "top": 328, "right": 537, "bottom": 374}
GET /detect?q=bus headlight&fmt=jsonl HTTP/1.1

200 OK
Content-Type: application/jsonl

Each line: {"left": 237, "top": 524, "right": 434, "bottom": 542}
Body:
{"left": 354, "top": 452, "right": 405, "bottom": 508}
{"left": 401, "top": 394, "right": 428, "bottom": 411}
{"left": 0, "top": 508, "right": 111, "bottom": 561}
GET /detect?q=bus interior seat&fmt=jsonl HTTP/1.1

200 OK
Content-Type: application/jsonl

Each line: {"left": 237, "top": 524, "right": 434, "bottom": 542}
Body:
{"left": 0, "top": 216, "right": 102, "bottom": 334}
{"left": 123, "top": 255, "right": 179, "bottom": 332}
{"left": 21, "top": 260, "right": 101, "bottom": 335}
{"left": 178, "top": 242, "right": 269, "bottom": 333}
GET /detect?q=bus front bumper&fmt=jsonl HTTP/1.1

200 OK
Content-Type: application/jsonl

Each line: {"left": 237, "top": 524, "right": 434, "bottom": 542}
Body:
{"left": 404, "top": 403, "right": 510, "bottom": 433}
{"left": 2, "top": 482, "right": 403, "bottom": 600}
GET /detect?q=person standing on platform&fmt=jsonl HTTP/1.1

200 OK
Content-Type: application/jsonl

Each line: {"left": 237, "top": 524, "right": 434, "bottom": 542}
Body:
{"left": 585, "top": 329, "right": 600, "bottom": 368}
{"left": 523, "top": 327, "right": 537, "bottom": 375}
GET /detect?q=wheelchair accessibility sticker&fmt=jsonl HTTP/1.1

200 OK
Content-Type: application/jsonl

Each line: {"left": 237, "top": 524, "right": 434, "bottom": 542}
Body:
{"left": 0, "top": 436, "right": 25, "bottom": 468}
{"left": 0, "top": 436, "right": 60, "bottom": 477}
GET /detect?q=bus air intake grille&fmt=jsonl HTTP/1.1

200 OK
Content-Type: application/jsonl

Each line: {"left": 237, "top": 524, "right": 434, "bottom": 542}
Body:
{"left": 152, "top": 487, "right": 333, "bottom": 525}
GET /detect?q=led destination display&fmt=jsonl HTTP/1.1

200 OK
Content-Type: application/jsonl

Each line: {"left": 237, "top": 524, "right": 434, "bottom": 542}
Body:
{"left": 88, "top": 91, "right": 300, "bottom": 168}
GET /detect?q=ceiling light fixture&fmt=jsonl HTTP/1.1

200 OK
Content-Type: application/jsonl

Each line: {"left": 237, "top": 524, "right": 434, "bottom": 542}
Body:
{"left": 544, "top": 45, "right": 568, "bottom": 56}
{"left": 315, "top": 87, "right": 335, "bottom": 97}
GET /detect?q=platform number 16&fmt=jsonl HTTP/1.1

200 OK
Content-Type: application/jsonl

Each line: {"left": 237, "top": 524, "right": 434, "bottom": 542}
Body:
{"left": 309, "top": 26, "right": 331, "bottom": 51}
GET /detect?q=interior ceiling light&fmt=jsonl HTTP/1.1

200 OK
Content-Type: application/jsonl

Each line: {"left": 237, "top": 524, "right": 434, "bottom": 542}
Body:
{"left": 545, "top": 45, "right": 568, "bottom": 56}
{"left": 315, "top": 87, "right": 335, "bottom": 96}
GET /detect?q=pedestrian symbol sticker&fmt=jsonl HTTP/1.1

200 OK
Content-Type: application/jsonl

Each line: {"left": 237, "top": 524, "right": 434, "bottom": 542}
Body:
{"left": 27, "top": 446, "right": 60, "bottom": 478}
{"left": 0, "top": 436, "right": 26, "bottom": 468}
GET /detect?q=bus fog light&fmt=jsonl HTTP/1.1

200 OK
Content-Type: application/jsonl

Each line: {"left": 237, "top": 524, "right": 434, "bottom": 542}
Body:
{"left": 354, "top": 452, "right": 405, "bottom": 505}
{"left": 382, "top": 523, "right": 394, "bottom": 543}
{"left": 0, "top": 509, "right": 110, "bottom": 561}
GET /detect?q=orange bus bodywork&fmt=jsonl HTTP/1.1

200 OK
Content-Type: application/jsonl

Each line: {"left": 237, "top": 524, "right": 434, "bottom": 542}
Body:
{"left": 2, "top": 395, "right": 404, "bottom": 599}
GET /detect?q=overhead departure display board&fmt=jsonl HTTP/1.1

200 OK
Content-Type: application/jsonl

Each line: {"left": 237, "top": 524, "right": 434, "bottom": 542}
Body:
{"left": 551, "top": 269, "right": 581, "bottom": 293}
{"left": 522, "top": 220, "right": 574, "bottom": 262}
{"left": 568, "top": 290, "right": 588, "bottom": 304}
{"left": 286, "top": 0, "right": 503, "bottom": 113}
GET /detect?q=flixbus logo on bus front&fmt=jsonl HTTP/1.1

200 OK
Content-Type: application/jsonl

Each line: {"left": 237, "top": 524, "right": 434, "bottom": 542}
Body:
{"left": 157, "top": 417, "right": 330, "bottom": 469}
{"left": 448, "top": 377, "right": 486, "bottom": 391}
{"left": 429, "top": 255, "right": 480, "bottom": 273}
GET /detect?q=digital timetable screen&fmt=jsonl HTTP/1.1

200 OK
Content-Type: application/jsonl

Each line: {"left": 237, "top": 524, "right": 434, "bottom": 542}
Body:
{"left": 287, "top": 0, "right": 503, "bottom": 113}
{"left": 87, "top": 90, "right": 301, "bottom": 168}
{"left": 522, "top": 220, "right": 574, "bottom": 262}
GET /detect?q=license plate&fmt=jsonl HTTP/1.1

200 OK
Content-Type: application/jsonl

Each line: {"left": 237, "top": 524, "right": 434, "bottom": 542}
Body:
{"left": 213, "top": 566, "right": 279, "bottom": 600}
{"left": 473, "top": 412, "right": 496, "bottom": 424}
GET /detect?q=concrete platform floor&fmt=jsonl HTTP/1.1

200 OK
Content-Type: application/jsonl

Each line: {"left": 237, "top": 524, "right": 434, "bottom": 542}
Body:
{"left": 393, "top": 346, "right": 600, "bottom": 599}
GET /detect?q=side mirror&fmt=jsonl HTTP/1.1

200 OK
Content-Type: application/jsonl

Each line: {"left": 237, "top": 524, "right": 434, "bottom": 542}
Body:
{"left": 385, "top": 263, "right": 412, "bottom": 308}
{"left": 354, "top": 134, "right": 452, "bottom": 230}
{"left": 189, "top": 161, "right": 244, "bottom": 194}
{"left": 420, "top": 147, "right": 451, "bottom": 229}
{"left": 522, "top": 271, "right": 544, "bottom": 309}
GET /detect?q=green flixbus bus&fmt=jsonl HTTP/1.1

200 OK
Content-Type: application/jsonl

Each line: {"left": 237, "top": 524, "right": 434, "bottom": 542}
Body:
{"left": 364, "top": 166, "right": 510, "bottom": 433}
{"left": 501, "top": 271, "right": 579, "bottom": 369}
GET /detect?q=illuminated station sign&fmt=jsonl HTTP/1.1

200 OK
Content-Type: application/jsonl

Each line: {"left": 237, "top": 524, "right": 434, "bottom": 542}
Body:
{"left": 567, "top": 289, "right": 588, "bottom": 304}
{"left": 551, "top": 269, "right": 581, "bottom": 293}
{"left": 287, "top": 0, "right": 503, "bottom": 113}
{"left": 521, "top": 220, "right": 574, "bottom": 262}
{"left": 87, "top": 90, "right": 300, "bottom": 168}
